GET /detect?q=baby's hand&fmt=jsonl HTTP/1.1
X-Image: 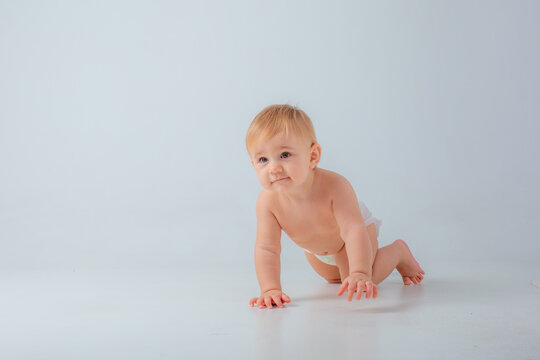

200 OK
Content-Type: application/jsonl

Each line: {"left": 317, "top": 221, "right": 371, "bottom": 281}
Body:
{"left": 337, "top": 272, "right": 378, "bottom": 301}
{"left": 250, "top": 289, "right": 291, "bottom": 309}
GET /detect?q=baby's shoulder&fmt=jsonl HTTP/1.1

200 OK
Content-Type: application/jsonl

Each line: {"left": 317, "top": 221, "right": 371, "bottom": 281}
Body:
{"left": 255, "top": 189, "right": 278, "bottom": 212}
{"left": 317, "top": 168, "right": 352, "bottom": 189}
{"left": 316, "top": 168, "right": 357, "bottom": 202}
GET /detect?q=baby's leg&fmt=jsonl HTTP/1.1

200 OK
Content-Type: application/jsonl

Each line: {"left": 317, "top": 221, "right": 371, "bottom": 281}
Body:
{"left": 372, "top": 240, "right": 425, "bottom": 285}
{"left": 304, "top": 252, "right": 341, "bottom": 283}
{"left": 305, "top": 223, "right": 424, "bottom": 286}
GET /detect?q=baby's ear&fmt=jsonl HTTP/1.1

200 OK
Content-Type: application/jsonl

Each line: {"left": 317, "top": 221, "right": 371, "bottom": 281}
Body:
{"left": 310, "top": 143, "right": 321, "bottom": 168}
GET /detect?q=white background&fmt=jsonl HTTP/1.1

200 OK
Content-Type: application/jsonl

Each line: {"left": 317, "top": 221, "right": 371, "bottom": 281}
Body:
{"left": 1, "top": 0, "right": 539, "bottom": 270}
{"left": 1, "top": 2, "right": 539, "bottom": 359}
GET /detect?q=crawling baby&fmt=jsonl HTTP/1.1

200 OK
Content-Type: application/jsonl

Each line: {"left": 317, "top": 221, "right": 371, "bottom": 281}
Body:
{"left": 247, "top": 104, "right": 425, "bottom": 309}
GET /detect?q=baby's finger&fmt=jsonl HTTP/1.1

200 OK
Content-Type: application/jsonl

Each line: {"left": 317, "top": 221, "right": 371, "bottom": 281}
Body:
{"left": 337, "top": 280, "right": 349, "bottom": 296}
{"left": 282, "top": 294, "right": 291, "bottom": 303}
{"left": 250, "top": 297, "right": 258, "bottom": 307}
{"left": 355, "top": 282, "right": 364, "bottom": 300}
{"left": 272, "top": 295, "right": 284, "bottom": 308}
{"left": 365, "top": 282, "right": 373, "bottom": 298}
{"left": 256, "top": 297, "right": 264, "bottom": 308}
{"left": 347, "top": 283, "right": 356, "bottom": 301}
{"left": 373, "top": 284, "right": 378, "bottom": 298}
{"left": 264, "top": 296, "right": 273, "bottom": 309}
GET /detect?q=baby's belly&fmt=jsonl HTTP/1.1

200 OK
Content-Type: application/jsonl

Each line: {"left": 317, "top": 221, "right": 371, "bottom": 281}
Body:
{"left": 291, "top": 233, "right": 345, "bottom": 255}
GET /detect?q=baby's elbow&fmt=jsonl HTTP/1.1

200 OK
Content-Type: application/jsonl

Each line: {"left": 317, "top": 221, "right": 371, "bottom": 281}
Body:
{"left": 255, "top": 243, "right": 281, "bottom": 257}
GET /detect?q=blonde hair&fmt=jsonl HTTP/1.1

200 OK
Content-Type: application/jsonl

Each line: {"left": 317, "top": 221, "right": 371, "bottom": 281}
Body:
{"left": 246, "top": 104, "right": 318, "bottom": 153}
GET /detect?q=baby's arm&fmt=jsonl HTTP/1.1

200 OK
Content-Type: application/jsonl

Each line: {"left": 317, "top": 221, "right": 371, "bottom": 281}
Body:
{"left": 332, "top": 176, "right": 377, "bottom": 300}
{"left": 249, "top": 193, "right": 291, "bottom": 309}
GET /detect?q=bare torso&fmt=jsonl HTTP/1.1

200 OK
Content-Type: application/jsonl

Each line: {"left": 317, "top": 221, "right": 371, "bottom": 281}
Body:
{"left": 267, "top": 168, "right": 345, "bottom": 255}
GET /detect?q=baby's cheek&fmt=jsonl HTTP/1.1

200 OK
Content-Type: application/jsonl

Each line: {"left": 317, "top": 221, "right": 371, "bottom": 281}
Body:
{"left": 258, "top": 174, "right": 270, "bottom": 187}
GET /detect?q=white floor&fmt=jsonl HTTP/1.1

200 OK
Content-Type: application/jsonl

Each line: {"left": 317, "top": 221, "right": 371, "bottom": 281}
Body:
{"left": 0, "top": 260, "right": 539, "bottom": 360}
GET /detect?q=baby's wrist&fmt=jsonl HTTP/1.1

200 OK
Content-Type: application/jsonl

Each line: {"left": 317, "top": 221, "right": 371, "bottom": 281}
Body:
{"left": 261, "top": 288, "right": 282, "bottom": 294}
{"left": 349, "top": 272, "right": 371, "bottom": 279}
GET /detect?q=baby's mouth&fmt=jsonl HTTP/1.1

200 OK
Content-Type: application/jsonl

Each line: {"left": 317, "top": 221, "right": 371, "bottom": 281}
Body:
{"left": 272, "top": 177, "right": 289, "bottom": 183}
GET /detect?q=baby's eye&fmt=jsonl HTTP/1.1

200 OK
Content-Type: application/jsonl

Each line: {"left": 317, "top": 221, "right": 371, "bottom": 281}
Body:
{"left": 281, "top": 152, "right": 291, "bottom": 159}
{"left": 258, "top": 157, "right": 268, "bottom": 164}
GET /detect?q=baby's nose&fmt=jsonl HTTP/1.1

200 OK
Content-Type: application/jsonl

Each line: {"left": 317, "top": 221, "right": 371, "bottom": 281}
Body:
{"left": 270, "top": 163, "right": 284, "bottom": 174}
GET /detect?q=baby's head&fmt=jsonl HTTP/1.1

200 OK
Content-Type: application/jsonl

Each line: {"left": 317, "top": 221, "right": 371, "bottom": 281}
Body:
{"left": 246, "top": 104, "right": 318, "bottom": 155}
{"left": 246, "top": 104, "right": 321, "bottom": 195}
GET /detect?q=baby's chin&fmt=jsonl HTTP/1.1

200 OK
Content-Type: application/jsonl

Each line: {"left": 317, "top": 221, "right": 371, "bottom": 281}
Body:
{"left": 270, "top": 178, "right": 292, "bottom": 188}
{"left": 269, "top": 180, "right": 298, "bottom": 194}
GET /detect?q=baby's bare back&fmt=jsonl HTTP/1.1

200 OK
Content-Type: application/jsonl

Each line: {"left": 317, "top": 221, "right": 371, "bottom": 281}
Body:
{"left": 268, "top": 168, "right": 345, "bottom": 255}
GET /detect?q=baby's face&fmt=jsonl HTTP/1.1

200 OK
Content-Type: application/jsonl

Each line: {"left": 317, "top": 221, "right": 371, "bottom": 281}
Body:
{"left": 249, "top": 132, "right": 319, "bottom": 196}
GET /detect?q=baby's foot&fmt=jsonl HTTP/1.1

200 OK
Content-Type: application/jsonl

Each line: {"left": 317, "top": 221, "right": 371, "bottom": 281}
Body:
{"left": 395, "top": 239, "right": 425, "bottom": 285}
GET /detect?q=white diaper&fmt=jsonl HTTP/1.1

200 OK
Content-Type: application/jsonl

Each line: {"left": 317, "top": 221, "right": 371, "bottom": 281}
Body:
{"left": 303, "top": 201, "right": 381, "bottom": 266}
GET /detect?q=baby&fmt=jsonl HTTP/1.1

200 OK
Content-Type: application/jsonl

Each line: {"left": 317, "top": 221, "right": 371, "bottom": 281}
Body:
{"left": 246, "top": 105, "right": 425, "bottom": 309}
